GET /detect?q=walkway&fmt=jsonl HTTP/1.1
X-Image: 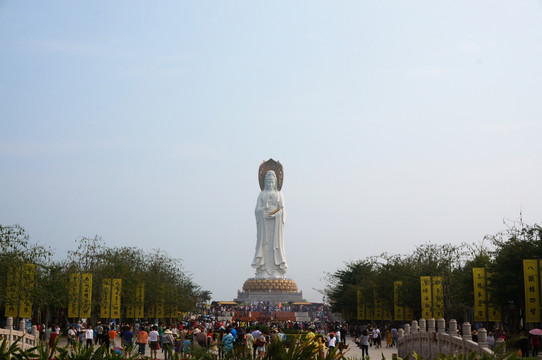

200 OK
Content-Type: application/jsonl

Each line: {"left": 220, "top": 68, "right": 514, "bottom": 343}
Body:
{"left": 341, "top": 335, "right": 398, "bottom": 360}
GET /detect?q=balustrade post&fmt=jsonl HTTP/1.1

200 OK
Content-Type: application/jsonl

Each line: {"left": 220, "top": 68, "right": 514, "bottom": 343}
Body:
{"left": 462, "top": 322, "right": 472, "bottom": 341}
{"left": 411, "top": 320, "right": 419, "bottom": 332}
{"left": 426, "top": 318, "right": 435, "bottom": 359}
{"left": 427, "top": 318, "right": 435, "bottom": 333}
{"left": 419, "top": 318, "right": 427, "bottom": 333}
{"left": 462, "top": 322, "right": 472, "bottom": 355}
{"left": 19, "top": 319, "right": 26, "bottom": 332}
{"left": 437, "top": 318, "right": 446, "bottom": 334}
{"left": 6, "top": 317, "right": 13, "bottom": 345}
{"left": 477, "top": 327, "right": 488, "bottom": 353}
{"left": 404, "top": 324, "right": 410, "bottom": 334}
{"left": 449, "top": 319, "right": 458, "bottom": 336}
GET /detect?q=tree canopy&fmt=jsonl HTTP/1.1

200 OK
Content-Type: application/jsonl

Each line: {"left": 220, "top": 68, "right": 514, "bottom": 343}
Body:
{"left": 0, "top": 226, "right": 208, "bottom": 325}
{"left": 324, "top": 220, "right": 542, "bottom": 333}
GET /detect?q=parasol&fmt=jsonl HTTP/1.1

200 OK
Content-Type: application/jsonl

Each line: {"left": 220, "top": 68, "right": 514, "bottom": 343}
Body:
{"left": 529, "top": 329, "right": 542, "bottom": 335}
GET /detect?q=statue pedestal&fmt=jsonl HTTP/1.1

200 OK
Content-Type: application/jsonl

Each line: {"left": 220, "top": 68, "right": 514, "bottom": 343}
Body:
{"left": 234, "top": 278, "right": 306, "bottom": 305}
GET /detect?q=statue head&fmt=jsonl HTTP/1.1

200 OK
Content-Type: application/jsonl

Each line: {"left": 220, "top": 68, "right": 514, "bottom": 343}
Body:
{"left": 264, "top": 170, "right": 277, "bottom": 190}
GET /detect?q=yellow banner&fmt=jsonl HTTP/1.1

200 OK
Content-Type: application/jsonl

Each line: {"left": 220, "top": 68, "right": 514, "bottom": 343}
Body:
{"left": 394, "top": 281, "right": 404, "bottom": 321}
{"left": 111, "top": 279, "right": 122, "bottom": 319}
{"left": 366, "top": 303, "right": 373, "bottom": 321}
{"left": 101, "top": 279, "right": 111, "bottom": 319}
{"left": 18, "top": 264, "right": 35, "bottom": 318}
{"left": 524, "top": 259, "right": 539, "bottom": 322}
{"left": 147, "top": 304, "right": 155, "bottom": 318}
{"left": 420, "top": 276, "right": 432, "bottom": 319}
{"left": 156, "top": 301, "right": 164, "bottom": 318}
{"left": 126, "top": 306, "right": 135, "bottom": 318}
{"left": 136, "top": 283, "right": 145, "bottom": 318}
{"left": 5, "top": 267, "right": 19, "bottom": 317}
{"left": 356, "top": 290, "right": 364, "bottom": 320}
{"left": 358, "top": 304, "right": 366, "bottom": 320}
{"left": 405, "top": 307, "right": 414, "bottom": 321}
{"left": 473, "top": 268, "right": 486, "bottom": 321}
{"left": 5, "top": 264, "right": 34, "bottom": 318}
{"left": 374, "top": 298, "right": 382, "bottom": 320}
{"left": 81, "top": 274, "right": 92, "bottom": 318}
{"left": 432, "top": 276, "right": 444, "bottom": 319}
{"left": 127, "top": 283, "right": 145, "bottom": 318}
{"left": 383, "top": 306, "right": 393, "bottom": 321}
{"left": 68, "top": 274, "right": 80, "bottom": 318}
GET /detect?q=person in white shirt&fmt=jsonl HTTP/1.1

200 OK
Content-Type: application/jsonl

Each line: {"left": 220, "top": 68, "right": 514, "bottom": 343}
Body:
{"left": 85, "top": 326, "right": 94, "bottom": 348}
{"left": 372, "top": 327, "right": 381, "bottom": 348}
{"left": 67, "top": 326, "right": 77, "bottom": 348}
{"left": 328, "top": 333, "right": 336, "bottom": 349}
{"left": 149, "top": 326, "right": 160, "bottom": 360}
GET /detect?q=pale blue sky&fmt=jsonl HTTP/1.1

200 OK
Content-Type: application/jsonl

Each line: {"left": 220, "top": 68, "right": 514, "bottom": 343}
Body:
{"left": 2, "top": 1, "right": 542, "bottom": 302}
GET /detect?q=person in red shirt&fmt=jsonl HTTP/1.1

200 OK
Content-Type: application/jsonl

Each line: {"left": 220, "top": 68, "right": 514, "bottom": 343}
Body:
{"left": 49, "top": 326, "right": 58, "bottom": 356}
{"left": 108, "top": 327, "right": 118, "bottom": 349}
{"left": 137, "top": 328, "right": 148, "bottom": 356}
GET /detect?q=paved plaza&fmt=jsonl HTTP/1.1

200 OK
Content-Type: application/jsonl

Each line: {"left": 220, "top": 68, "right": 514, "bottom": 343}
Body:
{"left": 55, "top": 334, "right": 399, "bottom": 360}
{"left": 340, "top": 335, "right": 398, "bottom": 360}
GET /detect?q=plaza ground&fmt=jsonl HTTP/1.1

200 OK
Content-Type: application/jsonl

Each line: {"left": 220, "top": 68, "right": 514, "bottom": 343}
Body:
{"left": 55, "top": 334, "right": 399, "bottom": 360}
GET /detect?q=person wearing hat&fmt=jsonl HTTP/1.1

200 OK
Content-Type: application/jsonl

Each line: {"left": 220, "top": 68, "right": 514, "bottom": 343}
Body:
{"left": 95, "top": 322, "right": 104, "bottom": 345}
{"left": 161, "top": 329, "right": 174, "bottom": 360}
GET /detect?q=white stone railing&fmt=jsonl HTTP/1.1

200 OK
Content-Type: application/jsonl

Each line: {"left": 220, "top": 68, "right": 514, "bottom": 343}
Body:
{"left": 0, "top": 317, "right": 38, "bottom": 351}
{"left": 397, "top": 318, "right": 501, "bottom": 359}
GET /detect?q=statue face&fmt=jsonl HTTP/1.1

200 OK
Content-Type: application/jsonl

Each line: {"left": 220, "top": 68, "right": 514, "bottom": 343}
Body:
{"left": 265, "top": 174, "right": 277, "bottom": 190}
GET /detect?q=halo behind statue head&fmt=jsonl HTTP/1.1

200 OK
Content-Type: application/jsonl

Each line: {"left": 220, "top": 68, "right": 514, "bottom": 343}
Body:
{"left": 259, "top": 159, "right": 284, "bottom": 191}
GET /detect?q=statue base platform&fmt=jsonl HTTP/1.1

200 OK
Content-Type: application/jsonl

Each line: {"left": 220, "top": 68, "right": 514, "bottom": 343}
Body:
{"left": 234, "top": 278, "right": 306, "bottom": 305}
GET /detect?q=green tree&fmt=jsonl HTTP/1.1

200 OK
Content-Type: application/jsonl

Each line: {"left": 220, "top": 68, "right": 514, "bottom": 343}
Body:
{"left": 487, "top": 221, "right": 542, "bottom": 332}
{"left": 0, "top": 224, "right": 51, "bottom": 325}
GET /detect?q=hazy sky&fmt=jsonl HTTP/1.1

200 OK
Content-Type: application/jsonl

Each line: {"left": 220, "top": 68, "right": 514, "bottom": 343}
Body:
{"left": 2, "top": 1, "right": 542, "bottom": 303}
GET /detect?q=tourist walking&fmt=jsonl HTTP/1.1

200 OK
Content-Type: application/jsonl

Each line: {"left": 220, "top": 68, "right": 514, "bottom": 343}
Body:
{"left": 149, "top": 326, "right": 160, "bottom": 360}
{"left": 95, "top": 322, "right": 104, "bottom": 345}
{"left": 222, "top": 328, "right": 235, "bottom": 355}
{"left": 372, "top": 327, "right": 381, "bottom": 348}
{"left": 108, "top": 326, "right": 118, "bottom": 350}
{"left": 67, "top": 326, "right": 76, "bottom": 348}
{"left": 161, "top": 329, "right": 174, "bottom": 360}
{"left": 137, "top": 327, "right": 148, "bottom": 356}
{"left": 360, "top": 329, "right": 370, "bottom": 360}
{"left": 85, "top": 326, "right": 94, "bottom": 348}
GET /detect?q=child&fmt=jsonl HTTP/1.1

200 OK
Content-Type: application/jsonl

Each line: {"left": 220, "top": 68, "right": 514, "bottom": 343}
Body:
{"left": 174, "top": 334, "right": 182, "bottom": 354}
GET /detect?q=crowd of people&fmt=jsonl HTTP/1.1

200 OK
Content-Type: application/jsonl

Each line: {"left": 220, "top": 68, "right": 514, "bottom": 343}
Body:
{"left": 38, "top": 315, "right": 353, "bottom": 359}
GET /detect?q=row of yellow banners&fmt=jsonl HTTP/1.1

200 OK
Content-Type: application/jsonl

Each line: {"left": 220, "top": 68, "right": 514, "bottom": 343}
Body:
{"left": 68, "top": 275, "right": 146, "bottom": 319}
{"left": 66, "top": 275, "right": 172, "bottom": 319}
{"left": 5, "top": 264, "right": 35, "bottom": 318}
{"left": 6, "top": 269, "right": 177, "bottom": 319}
{"left": 356, "top": 273, "right": 502, "bottom": 322}
{"left": 356, "top": 278, "right": 443, "bottom": 321}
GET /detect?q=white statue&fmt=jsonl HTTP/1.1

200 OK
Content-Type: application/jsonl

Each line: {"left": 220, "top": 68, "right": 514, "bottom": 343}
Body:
{"left": 252, "top": 167, "right": 288, "bottom": 278}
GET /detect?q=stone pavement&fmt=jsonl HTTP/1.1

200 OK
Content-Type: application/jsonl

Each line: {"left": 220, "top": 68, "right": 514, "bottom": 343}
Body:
{"left": 340, "top": 335, "right": 398, "bottom": 360}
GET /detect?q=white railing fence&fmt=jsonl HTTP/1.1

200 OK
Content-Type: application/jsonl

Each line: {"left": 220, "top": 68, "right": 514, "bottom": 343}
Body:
{"left": 397, "top": 318, "right": 504, "bottom": 359}
{"left": 0, "top": 317, "right": 38, "bottom": 351}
